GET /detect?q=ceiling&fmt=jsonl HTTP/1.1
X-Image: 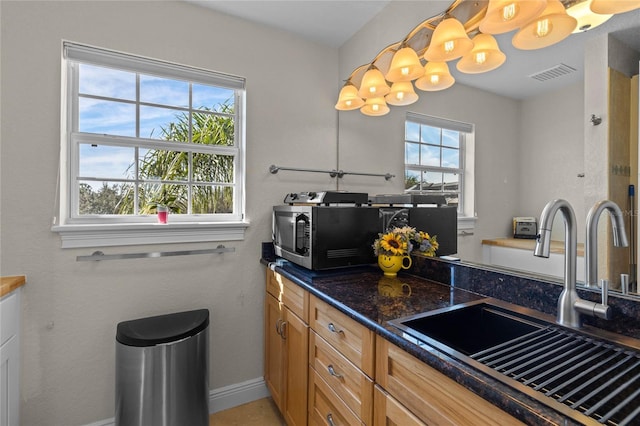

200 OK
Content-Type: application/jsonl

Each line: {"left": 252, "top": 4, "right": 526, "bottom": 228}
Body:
{"left": 187, "top": 1, "right": 640, "bottom": 100}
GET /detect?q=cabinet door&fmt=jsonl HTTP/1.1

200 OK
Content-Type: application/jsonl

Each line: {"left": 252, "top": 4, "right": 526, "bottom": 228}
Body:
{"left": 0, "top": 336, "right": 19, "bottom": 426}
{"left": 283, "top": 308, "right": 309, "bottom": 426}
{"left": 373, "top": 385, "right": 426, "bottom": 426}
{"left": 265, "top": 293, "right": 285, "bottom": 413}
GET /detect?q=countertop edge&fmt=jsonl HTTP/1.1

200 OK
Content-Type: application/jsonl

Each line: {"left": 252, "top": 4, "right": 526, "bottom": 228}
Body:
{"left": 0, "top": 275, "right": 26, "bottom": 298}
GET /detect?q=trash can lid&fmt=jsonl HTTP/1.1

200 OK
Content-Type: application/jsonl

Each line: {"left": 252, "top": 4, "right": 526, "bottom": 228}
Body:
{"left": 116, "top": 309, "right": 209, "bottom": 347}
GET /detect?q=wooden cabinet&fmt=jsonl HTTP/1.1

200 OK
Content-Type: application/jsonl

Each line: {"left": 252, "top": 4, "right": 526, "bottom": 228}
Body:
{"left": 0, "top": 287, "right": 21, "bottom": 426}
{"left": 373, "top": 385, "right": 426, "bottom": 426}
{"left": 308, "top": 295, "right": 374, "bottom": 425}
{"left": 265, "top": 270, "right": 309, "bottom": 426}
{"left": 375, "top": 337, "right": 524, "bottom": 426}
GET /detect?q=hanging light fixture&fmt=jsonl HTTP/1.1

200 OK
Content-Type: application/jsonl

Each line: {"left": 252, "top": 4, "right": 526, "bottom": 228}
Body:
{"left": 385, "top": 46, "right": 425, "bottom": 82}
{"left": 415, "top": 62, "right": 455, "bottom": 91}
{"left": 479, "top": 0, "right": 547, "bottom": 34}
{"left": 457, "top": 33, "right": 506, "bottom": 74}
{"left": 590, "top": 0, "right": 640, "bottom": 14}
{"left": 335, "top": 81, "right": 364, "bottom": 111}
{"left": 512, "top": 0, "right": 577, "bottom": 50}
{"left": 361, "top": 97, "right": 390, "bottom": 116}
{"left": 566, "top": 0, "right": 613, "bottom": 32}
{"left": 385, "top": 81, "right": 419, "bottom": 106}
{"left": 424, "top": 18, "right": 474, "bottom": 62}
{"left": 357, "top": 65, "right": 390, "bottom": 99}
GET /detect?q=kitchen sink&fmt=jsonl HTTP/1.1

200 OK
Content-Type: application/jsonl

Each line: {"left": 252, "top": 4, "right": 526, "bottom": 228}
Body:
{"left": 390, "top": 301, "right": 545, "bottom": 356}
{"left": 390, "top": 300, "right": 640, "bottom": 425}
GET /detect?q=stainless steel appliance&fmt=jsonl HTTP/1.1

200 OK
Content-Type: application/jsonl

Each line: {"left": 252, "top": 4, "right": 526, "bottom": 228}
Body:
{"left": 273, "top": 192, "right": 379, "bottom": 270}
{"left": 371, "top": 194, "right": 458, "bottom": 256}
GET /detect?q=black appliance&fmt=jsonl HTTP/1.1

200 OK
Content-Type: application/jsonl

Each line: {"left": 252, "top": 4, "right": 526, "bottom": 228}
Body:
{"left": 370, "top": 194, "right": 458, "bottom": 256}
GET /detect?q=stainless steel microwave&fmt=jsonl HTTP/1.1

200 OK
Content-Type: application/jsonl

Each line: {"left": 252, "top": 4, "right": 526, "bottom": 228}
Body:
{"left": 272, "top": 205, "right": 379, "bottom": 270}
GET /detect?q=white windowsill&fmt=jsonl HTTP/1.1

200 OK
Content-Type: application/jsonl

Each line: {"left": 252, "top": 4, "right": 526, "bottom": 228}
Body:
{"left": 52, "top": 221, "right": 250, "bottom": 248}
{"left": 458, "top": 216, "right": 476, "bottom": 231}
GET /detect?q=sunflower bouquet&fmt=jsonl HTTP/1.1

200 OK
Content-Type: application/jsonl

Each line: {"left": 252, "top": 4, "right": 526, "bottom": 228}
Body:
{"left": 372, "top": 226, "right": 439, "bottom": 257}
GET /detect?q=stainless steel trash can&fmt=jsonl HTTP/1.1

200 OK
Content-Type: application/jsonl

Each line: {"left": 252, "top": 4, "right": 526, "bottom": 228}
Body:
{"left": 115, "top": 309, "right": 209, "bottom": 426}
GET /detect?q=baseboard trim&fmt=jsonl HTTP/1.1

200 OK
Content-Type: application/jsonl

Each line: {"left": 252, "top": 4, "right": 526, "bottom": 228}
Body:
{"left": 85, "top": 377, "right": 269, "bottom": 426}
{"left": 209, "top": 377, "right": 270, "bottom": 414}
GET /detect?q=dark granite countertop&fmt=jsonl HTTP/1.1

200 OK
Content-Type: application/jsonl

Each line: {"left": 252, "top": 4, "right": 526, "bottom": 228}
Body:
{"left": 265, "top": 261, "right": 567, "bottom": 425}
{"left": 261, "top": 244, "right": 640, "bottom": 425}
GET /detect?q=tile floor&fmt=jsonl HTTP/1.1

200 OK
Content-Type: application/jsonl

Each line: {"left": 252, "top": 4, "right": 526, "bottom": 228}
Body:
{"left": 209, "top": 397, "right": 285, "bottom": 426}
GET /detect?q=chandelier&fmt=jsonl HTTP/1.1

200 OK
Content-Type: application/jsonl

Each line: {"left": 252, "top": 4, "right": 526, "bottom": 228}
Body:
{"left": 335, "top": 0, "right": 640, "bottom": 116}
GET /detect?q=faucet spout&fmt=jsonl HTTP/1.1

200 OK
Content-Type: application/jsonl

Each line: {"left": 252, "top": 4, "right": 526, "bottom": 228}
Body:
{"left": 585, "top": 200, "right": 629, "bottom": 288}
{"left": 534, "top": 199, "right": 580, "bottom": 327}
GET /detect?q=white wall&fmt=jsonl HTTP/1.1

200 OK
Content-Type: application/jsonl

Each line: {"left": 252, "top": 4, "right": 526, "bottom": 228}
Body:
{"left": 0, "top": 1, "right": 338, "bottom": 424}
{"left": 518, "top": 82, "right": 585, "bottom": 242}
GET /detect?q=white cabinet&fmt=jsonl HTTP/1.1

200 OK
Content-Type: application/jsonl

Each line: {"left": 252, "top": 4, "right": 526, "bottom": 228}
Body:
{"left": 1, "top": 288, "right": 21, "bottom": 426}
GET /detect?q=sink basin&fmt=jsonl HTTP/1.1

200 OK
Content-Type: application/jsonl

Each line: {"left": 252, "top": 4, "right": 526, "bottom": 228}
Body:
{"left": 390, "top": 301, "right": 545, "bottom": 355}
{"left": 390, "top": 299, "right": 640, "bottom": 425}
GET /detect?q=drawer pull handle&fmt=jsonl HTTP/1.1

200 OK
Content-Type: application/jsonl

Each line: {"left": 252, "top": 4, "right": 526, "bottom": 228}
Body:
{"left": 280, "top": 321, "right": 287, "bottom": 340}
{"left": 327, "top": 365, "right": 343, "bottom": 379}
{"left": 327, "top": 323, "right": 344, "bottom": 335}
{"left": 326, "top": 413, "right": 336, "bottom": 426}
{"left": 275, "top": 319, "right": 282, "bottom": 335}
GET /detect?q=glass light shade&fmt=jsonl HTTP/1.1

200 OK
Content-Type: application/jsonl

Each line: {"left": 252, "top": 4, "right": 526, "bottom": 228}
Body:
{"left": 415, "top": 62, "right": 455, "bottom": 91}
{"left": 423, "top": 18, "right": 474, "bottom": 62}
{"left": 385, "top": 82, "right": 419, "bottom": 106}
{"left": 357, "top": 66, "right": 390, "bottom": 99}
{"left": 567, "top": 0, "right": 612, "bottom": 32}
{"left": 360, "top": 97, "right": 390, "bottom": 116}
{"left": 512, "top": 0, "right": 577, "bottom": 50}
{"left": 456, "top": 33, "right": 506, "bottom": 74}
{"left": 590, "top": 0, "right": 640, "bottom": 14}
{"left": 335, "top": 83, "right": 364, "bottom": 111}
{"left": 385, "top": 47, "right": 425, "bottom": 82}
{"left": 479, "top": 0, "right": 547, "bottom": 34}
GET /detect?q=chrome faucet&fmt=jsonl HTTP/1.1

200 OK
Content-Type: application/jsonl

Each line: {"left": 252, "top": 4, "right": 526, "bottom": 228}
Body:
{"left": 585, "top": 200, "right": 629, "bottom": 289}
{"left": 534, "top": 199, "right": 613, "bottom": 328}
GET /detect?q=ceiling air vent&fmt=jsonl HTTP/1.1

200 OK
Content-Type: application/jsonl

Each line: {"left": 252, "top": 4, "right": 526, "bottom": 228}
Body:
{"left": 529, "top": 63, "right": 577, "bottom": 82}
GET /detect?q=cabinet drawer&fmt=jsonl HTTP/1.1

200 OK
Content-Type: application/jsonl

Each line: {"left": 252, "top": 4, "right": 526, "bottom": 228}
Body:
{"left": 266, "top": 270, "right": 308, "bottom": 322}
{"left": 373, "top": 385, "right": 426, "bottom": 426}
{"left": 376, "top": 337, "right": 524, "bottom": 426}
{"left": 309, "top": 295, "right": 374, "bottom": 377}
{"left": 0, "top": 291, "right": 19, "bottom": 347}
{"left": 309, "top": 331, "right": 373, "bottom": 424}
{"left": 308, "top": 367, "right": 363, "bottom": 426}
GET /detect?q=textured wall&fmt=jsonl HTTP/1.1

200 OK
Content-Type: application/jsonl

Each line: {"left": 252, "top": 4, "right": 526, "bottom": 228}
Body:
{"left": 0, "top": 1, "right": 337, "bottom": 424}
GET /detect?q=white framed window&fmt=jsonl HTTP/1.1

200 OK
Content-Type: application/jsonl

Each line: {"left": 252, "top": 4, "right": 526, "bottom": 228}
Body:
{"left": 405, "top": 112, "right": 475, "bottom": 229}
{"left": 53, "top": 42, "right": 248, "bottom": 248}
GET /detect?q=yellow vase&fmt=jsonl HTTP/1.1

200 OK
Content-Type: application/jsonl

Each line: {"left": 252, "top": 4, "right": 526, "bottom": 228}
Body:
{"left": 378, "top": 254, "right": 412, "bottom": 277}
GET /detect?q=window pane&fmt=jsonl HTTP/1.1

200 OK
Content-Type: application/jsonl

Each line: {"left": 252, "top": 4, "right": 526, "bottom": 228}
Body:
{"left": 405, "top": 121, "right": 420, "bottom": 142}
{"left": 78, "top": 181, "right": 133, "bottom": 215}
{"left": 405, "top": 142, "right": 419, "bottom": 165}
{"left": 420, "top": 145, "right": 441, "bottom": 167}
{"left": 405, "top": 170, "right": 420, "bottom": 190}
{"left": 192, "top": 185, "right": 233, "bottom": 214}
{"left": 193, "top": 153, "right": 234, "bottom": 183}
{"left": 442, "top": 147, "right": 459, "bottom": 168}
{"left": 79, "top": 144, "right": 135, "bottom": 179}
{"left": 423, "top": 171, "right": 443, "bottom": 190}
{"left": 193, "top": 84, "right": 235, "bottom": 113}
{"left": 139, "top": 183, "right": 188, "bottom": 214}
{"left": 140, "top": 75, "right": 189, "bottom": 108}
{"left": 192, "top": 112, "right": 235, "bottom": 146}
{"left": 442, "top": 129, "right": 460, "bottom": 148}
{"left": 443, "top": 173, "right": 460, "bottom": 192}
{"left": 138, "top": 149, "right": 188, "bottom": 181}
{"left": 79, "top": 98, "right": 136, "bottom": 136}
{"left": 420, "top": 125, "right": 440, "bottom": 144}
{"left": 79, "top": 64, "right": 135, "bottom": 100}
{"left": 140, "top": 106, "right": 188, "bottom": 141}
